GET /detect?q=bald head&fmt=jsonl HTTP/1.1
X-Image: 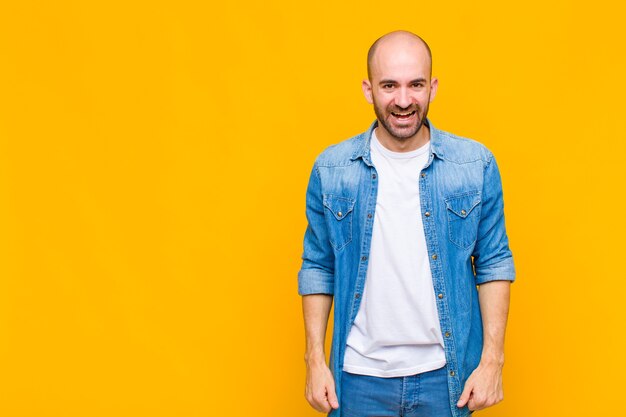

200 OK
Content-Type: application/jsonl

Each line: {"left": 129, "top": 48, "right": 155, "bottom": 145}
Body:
{"left": 367, "top": 31, "right": 432, "bottom": 81}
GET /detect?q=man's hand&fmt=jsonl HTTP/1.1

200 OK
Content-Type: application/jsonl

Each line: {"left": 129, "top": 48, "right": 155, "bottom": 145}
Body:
{"left": 456, "top": 361, "right": 504, "bottom": 411}
{"left": 305, "top": 359, "right": 339, "bottom": 413}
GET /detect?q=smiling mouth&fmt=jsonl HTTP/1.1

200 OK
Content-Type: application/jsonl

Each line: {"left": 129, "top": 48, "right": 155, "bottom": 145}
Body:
{"left": 391, "top": 110, "right": 417, "bottom": 120}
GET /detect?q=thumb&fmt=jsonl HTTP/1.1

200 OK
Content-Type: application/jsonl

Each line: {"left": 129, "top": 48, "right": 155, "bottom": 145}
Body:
{"left": 327, "top": 383, "right": 339, "bottom": 409}
{"left": 457, "top": 383, "right": 473, "bottom": 408}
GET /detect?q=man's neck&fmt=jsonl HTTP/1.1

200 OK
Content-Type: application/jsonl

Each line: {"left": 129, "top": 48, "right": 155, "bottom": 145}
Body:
{"left": 374, "top": 124, "right": 430, "bottom": 153}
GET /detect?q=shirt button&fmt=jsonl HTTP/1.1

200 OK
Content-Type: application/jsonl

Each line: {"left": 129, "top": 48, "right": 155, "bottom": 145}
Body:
{"left": 438, "top": 293, "right": 443, "bottom": 299}
{"left": 372, "top": 173, "right": 377, "bottom": 179}
{"left": 425, "top": 211, "right": 430, "bottom": 217}
{"left": 461, "top": 209, "right": 466, "bottom": 215}
{"left": 421, "top": 172, "right": 426, "bottom": 178}
{"left": 337, "top": 211, "right": 343, "bottom": 217}
{"left": 367, "top": 213, "right": 372, "bottom": 219}
{"left": 361, "top": 256, "right": 368, "bottom": 261}
{"left": 432, "top": 254, "right": 438, "bottom": 260}
{"left": 445, "top": 332, "right": 451, "bottom": 337}
{"left": 450, "top": 371, "right": 455, "bottom": 376}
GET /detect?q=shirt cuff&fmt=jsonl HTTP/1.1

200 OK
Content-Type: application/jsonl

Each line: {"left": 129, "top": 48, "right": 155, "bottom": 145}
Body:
{"left": 298, "top": 269, "right": 334, "bottom": 295}
{"left": 475, "top": 257, "right": 516, "bottom": 285}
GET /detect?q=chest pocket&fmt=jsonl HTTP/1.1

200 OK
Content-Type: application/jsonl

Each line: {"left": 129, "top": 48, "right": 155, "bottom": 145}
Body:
{"left": 322, "top": 194, "right": 355, "bottom": 251}
{"left": 445, "top": 190, "right": 482, "bottom": 250}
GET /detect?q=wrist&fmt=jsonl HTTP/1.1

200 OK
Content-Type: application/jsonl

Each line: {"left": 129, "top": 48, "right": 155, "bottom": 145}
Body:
{"left": 480, "top": 352, "right": 505, "bottom": 367}
{"left": 304, "top": 349, "right": 326, "bottom": 366}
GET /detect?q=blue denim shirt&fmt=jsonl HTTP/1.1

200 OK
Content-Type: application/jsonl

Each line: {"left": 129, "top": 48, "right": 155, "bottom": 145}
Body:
{"left": 298, "top": 118, "right": 515, "bottom": 417}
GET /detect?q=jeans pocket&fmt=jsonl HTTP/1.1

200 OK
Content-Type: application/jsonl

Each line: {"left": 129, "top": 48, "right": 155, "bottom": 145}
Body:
{"left": 445, "top": 190, "right": 481, "bottom": 249}
{"left": 323, "top": 194, "right": 355, "bottom": 250}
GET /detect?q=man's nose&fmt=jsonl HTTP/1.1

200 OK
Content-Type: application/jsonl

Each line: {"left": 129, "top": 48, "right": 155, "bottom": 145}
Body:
{"left": 395, "top": 88, "right": 412, "bottom": 109}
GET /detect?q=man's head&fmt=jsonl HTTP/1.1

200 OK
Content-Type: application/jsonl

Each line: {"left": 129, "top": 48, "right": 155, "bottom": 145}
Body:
{"left": 363, "top": 31, "right": 438, "bottom": 141}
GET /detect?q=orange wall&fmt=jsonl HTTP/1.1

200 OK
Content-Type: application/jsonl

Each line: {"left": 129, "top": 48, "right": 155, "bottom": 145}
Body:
{"left": 0, "top": 1, "right": 624, "bottom": 416}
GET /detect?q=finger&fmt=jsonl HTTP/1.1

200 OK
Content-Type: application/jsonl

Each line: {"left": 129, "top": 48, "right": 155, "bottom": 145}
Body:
{"left": 472, "top": 393, "right": 486, "bottom": 409}
{"left": 469, "top": 395, "right": 488, "bottom": 411}
{"left": 457, "top": 384, "right": 473, "bottom": 407}
{"left": 327, "top": 383, "right": 339, "bottom": 409}
{"left": 467, "top": 397, "right": 475, "bottom": 411}
{"left": 307, "top": 388, "right": 327, "bottom": 412}
{"left": 314, "top": 395, "right": 331, "bottom": 413}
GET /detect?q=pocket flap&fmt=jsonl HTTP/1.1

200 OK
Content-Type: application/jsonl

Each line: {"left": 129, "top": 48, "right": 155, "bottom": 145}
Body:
{"left": 323, "top": 195, "right": 355, "bottom": 221}
{"left": 445, "top": 192, "right": 481, "bottom": 218}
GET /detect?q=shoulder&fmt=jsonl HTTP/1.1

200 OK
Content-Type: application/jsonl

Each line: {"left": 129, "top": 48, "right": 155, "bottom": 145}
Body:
{"left": 435, "top": 127, "right": 494, "bottom": 167}
{"left": 313, "top": 131, "right": 365, "bottom": 168}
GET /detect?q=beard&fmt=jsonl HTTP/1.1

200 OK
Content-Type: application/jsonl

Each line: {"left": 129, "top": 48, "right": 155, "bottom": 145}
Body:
{"left": 373, "top": 97, "right": 430, "bottom": 140}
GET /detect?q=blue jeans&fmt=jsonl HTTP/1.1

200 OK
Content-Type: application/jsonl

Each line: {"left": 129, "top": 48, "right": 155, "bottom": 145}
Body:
{"left": 340, "top": 366, "right": 454, "bottom": 417}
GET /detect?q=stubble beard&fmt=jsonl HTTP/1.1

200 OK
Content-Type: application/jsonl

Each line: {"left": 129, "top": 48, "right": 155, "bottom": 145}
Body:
{"left": 373, "top": 98, "right": 430, "bottom": 141}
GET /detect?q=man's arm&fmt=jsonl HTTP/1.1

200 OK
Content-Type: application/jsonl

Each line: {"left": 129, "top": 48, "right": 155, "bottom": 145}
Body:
{"left": 457, "top": 280, "right": 510, "bottom": 411}
{"left": 458, "top": 152, "right": 515, "bottom": 411}
{"left": 302, "top": 294, "right": 339, "bottom": 413}
{"left": 298, "top": 162, "right": 338, "bottom": 412}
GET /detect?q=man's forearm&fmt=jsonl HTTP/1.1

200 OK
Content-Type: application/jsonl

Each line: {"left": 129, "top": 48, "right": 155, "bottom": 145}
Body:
{"left": 457, "top": 280, "right": 511, "bottom": 410}
{"left": 302, "top": 294, "right": 339, "bottom": 412}
{"left": 302, "top": 294, "right": 333, "bottom": 365}
{"left": 477, "top": 280, "right": 511, "bottom": 365}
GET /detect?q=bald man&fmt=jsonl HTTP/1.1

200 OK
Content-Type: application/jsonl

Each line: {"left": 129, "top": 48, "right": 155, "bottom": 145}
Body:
{"left": 298, "top": 31, "right": 515, "bottom": 417}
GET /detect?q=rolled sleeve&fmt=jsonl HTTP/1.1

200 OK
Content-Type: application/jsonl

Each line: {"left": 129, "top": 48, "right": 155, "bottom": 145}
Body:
{"left": 298, "top": 268, "right": 335, "bottom": 295}
{"left": 472, "top": 153, "right": 516, "bottom": 285}
{"left": 298, "top": 162, "right": 335, "bottom": 295}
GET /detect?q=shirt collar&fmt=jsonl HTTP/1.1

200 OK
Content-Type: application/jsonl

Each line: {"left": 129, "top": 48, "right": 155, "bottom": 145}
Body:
{"left": 350, "top": 117, "right": 445, "bottom": 164}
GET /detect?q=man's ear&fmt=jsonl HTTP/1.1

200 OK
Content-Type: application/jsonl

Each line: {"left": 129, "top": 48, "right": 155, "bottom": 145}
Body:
{"left": 362, "top": 79, "right": 373, "bottom": 104}
{"left": 429, "top": 77, "right": 439, "bottom": 103}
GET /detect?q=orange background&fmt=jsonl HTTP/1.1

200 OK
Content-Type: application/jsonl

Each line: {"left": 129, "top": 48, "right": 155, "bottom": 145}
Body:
{"left": 1, "top": 1, "right": 625, "bottom": 416}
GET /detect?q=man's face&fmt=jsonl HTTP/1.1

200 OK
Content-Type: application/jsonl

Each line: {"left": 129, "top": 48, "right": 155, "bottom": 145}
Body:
{"left": 363, "top": 41, "right": 438, "bottom": 140}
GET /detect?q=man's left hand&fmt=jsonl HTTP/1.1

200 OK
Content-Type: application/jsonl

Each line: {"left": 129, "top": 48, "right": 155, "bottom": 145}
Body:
{"left": 456, "top": 361, "right": 504, "bottom": 411}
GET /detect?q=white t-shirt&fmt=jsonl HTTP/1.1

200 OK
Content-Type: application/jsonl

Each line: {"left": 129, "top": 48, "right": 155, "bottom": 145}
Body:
{"left": 342, "top": 129, "right": 446, "bottom": 378}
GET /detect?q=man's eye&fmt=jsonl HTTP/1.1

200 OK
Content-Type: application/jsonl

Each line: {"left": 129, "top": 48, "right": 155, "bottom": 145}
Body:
{"left": 382, "top": 84, "right": 394, "bottom": 89}
{"left": 413, "top": 83, "right": 424, "bottom": 88}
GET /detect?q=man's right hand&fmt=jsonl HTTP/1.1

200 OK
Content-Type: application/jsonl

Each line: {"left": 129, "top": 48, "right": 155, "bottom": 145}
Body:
{"left": 305, "top": 359, "right": 339, "bottom": 413}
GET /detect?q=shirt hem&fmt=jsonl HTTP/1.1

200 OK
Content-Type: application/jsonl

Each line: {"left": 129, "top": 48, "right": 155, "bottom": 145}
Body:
{"left": 342, "top": 358, "right": 447, "bottom": 378}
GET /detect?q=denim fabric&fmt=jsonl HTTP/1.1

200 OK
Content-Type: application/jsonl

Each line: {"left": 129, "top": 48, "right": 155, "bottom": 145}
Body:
{"left": 341, "top": 366, "right": 454, "bottom": 417}
{"left": 298, "top": 118, "right": 515, "bottom": 417}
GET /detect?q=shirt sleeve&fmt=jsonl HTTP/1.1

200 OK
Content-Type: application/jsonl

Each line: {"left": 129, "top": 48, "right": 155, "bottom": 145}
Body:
{"left": 298, "top": 162, "right": 335, "bottom": 295}
{"left": 472, "top": 152, "right": 516, "bottom": 285}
